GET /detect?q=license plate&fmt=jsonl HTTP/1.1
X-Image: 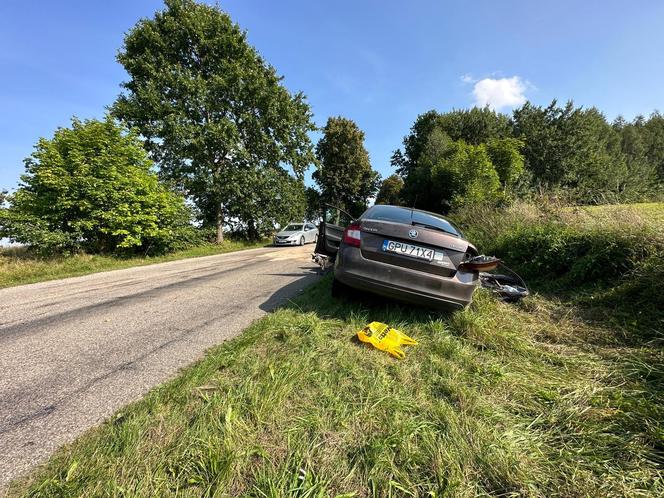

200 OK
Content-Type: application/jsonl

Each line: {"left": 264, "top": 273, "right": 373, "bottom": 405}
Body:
{"left": 381, "top": 239, "right": 435, "bottom": 261}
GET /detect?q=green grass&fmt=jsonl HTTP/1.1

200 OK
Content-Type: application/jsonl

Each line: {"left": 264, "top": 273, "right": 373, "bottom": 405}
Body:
{"left": 579, "top": 202, "right": 664, "bottom": 223}
{"left": 0, "top": 239, "right": 269, "bottom": 289}
{"left": 454, "top": 201, "right": 664, "bottom": 343}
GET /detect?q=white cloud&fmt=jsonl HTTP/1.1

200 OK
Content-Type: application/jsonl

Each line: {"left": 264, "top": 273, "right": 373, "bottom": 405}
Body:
{"left": 460, "top": 74, "right": 475, "bottom": 84}
{"left": 472, "top": 76, "right": 527, "bottom": 110}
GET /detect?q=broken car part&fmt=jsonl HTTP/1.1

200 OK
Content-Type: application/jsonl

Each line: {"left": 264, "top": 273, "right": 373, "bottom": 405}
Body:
{"left": 479, "top": 263, "right": 529, "bottom": 302}
{"left": 357, "top": 321, "right": 418, "bottom": 359}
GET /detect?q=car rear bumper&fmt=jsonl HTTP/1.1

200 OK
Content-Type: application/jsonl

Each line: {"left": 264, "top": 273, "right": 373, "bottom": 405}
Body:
{"left": 334, "top": 245, "right": 479, "bottom": 310}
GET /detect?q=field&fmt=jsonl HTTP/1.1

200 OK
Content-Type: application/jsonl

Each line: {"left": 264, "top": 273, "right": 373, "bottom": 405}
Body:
{"left": 8, "top": 203, "right": 664, "bottom": 497}
{"left": 0, "top": 239, "right": 269, "bottom": 289}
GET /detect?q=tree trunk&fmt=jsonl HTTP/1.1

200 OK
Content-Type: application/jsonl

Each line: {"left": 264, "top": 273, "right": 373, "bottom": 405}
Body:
{"left": 216, "top": 203, "right": 224, "bottom": 244}
{"left": 247, "top": 219, "right": 259, "bottom": 241}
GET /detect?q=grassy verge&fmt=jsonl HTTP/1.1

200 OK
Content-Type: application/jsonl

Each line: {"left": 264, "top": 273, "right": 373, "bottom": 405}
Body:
{"left": 0, "top": 239, "right": 270, "bottom": 289}
{"left": 454, "top": 201, "right": 664, "bottom": 341}
{"left": 10, "top": 276, "right": 662, "bottom": 493}
{"left": 579, "top": 202, "right": 664, "bottom": 223}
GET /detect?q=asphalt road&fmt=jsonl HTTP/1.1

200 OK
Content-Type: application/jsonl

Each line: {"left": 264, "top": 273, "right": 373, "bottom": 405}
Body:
{"left": 0, "top": 244, "right": 320, "bottom": 489}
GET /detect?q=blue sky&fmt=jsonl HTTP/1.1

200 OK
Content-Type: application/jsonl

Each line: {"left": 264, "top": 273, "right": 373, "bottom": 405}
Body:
{"left": 1, "top": 0, "right": 663, "bottom": 191}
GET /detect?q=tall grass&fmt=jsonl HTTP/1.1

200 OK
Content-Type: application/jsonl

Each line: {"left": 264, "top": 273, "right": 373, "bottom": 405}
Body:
{"left": 454, "top": 201, "right": 663, "bottom": 279}
{"left": 453, "top": 201, "right": 664, "bottom": 341}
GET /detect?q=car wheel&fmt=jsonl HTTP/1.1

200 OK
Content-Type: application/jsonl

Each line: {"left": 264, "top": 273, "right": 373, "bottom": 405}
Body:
{"left": 299, "top": 236, "right": 305, "bottom": 246}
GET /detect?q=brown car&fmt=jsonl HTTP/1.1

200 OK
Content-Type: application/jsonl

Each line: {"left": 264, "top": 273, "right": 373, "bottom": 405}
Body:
{"left": 314, "top": 204, "right": 481, "bottom": 310}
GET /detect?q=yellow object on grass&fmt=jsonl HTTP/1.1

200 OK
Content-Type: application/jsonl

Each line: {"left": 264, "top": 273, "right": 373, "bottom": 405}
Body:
{"left": 357, "top": 321, "right": 418, "bottom": 359}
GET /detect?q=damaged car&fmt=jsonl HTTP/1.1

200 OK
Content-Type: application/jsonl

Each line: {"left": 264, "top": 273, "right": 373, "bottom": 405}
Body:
{"left": 314, "top": 204, "right": 495, "bottom": 310}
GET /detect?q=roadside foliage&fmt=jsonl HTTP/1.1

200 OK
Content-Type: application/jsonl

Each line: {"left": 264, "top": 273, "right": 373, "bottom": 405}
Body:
{"left": 112, "top": 0, "right": 316, "bottom": 241}
{"left": 0, "top": 117, "right": 195, "bottom": 255}
{"left": 393, "top": 103, "right": 664, "bottom": 212}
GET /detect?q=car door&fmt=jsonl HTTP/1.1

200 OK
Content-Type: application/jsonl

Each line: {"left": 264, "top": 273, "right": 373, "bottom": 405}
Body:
{"left": 313, "top": 205, "right": 355, "bottom": 257}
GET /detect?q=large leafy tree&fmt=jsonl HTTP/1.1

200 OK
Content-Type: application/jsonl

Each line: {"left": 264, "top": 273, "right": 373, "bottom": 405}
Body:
{"left": 398, "top": 126, "right": 455, "bottom": 209}
{"left": 642, "top": 112, "right": 664, "bottom": 180}
{"left": 615, "top": 112, "right": 664, "bottom": 182}
{"left": 375, "top": 174, "right": 404, "bottom": 205}
{"left": 436, "top": 107, "right": 512, "bottom": 144}
{"left": 485, "top": 137, "right": 525, "bottom": 190}
{"left": 440, "top": 142, "right": 502, "bottom": 209}
{"left": 512, "top": 100, "right": 633, "bottom": 202}
{"left": 401, "top": 138, "right": 502, "bottom": 214}
{"left": 304, "top": 186, "right": 322, "bottom": 222}
{"left": 612, "top": 115, "right": 662, "bottom": 201}
{"left": 0, "top": 117, "right": 194, "bottom": 255}
{"left": 218, "top": 166, "right": 306, "bottom": 239}
{"left": 112, "top": 0, "right": 316, "bottom": 242}
{"left": 393, "top": 107, "right": 511, "bottom": 179}
{"left": 313, "top": 116, "right": 380, "bottom": 215}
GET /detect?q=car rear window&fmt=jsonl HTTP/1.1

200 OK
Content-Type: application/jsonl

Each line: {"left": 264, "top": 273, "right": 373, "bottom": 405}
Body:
{"left": 364, "top": 205, "right": 461, "bottom": 237}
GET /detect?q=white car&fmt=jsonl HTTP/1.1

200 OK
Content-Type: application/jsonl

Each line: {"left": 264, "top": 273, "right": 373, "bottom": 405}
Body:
{"left": 273, "top": 223, "right": 318, "bottom": 246}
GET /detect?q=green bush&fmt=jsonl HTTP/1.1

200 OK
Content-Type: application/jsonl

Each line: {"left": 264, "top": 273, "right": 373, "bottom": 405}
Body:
{"left": 0, "top": 116, "right": 196, "bottom": 256}
{"left": 494, "top": 222, "right": 660, "bottom": 283}
{"left": 599, "top": 254, "right": 664, "bottom": 321}
{"left": 453, "top": 201, "right": 664, "bottom": 286}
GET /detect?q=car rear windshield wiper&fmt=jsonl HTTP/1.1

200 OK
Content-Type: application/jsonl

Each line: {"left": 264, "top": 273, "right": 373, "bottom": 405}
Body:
{"left": 411, "top": 221, "right": 458, "bottom": 237}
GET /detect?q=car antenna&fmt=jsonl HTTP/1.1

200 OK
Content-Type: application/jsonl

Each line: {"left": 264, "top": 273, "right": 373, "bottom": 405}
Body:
{"left": 410, "top": 194, "right": 418, "bottom": 223}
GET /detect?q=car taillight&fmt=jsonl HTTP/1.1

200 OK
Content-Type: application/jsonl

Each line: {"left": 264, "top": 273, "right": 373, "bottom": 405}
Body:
{"left": 343, "top": 222, "right": 361, "bottom": 247}
{"left": 459, "top": 255, "right": 501, "bottom": 272}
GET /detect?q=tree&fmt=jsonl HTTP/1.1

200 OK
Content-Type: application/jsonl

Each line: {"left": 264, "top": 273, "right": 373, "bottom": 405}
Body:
{"left": 642, "top": 112, "right": 664, "bottom": 180}
{"left": 512, "top": 100, "right": 632, "bottom": 202}
{"left": 395, "top": 113, "right": 507, "bottom": 213}
{"left": 428, "top": 141, "right": 502, "bottom": 212}
{"left": 0, "top": 117, "right": 194, "bottom": 255}
{"left": 436, "top": 107, "right": 512, "bottom": 144}
{"left": 304, "top": 186, "right": 321, "bottom": 221}
{"left": 389, "top": 149, "right": 406, "bottom": 176}
{"left": 485, "top": 138, "right": 525, "bottom": 189}
{"left": 394, "top": 107, "right": 511, "bottom": 181}
{"left": 396, "top": 111, "right": 445, "bottom": 179}
{"left": 398, "top": 132, "right": 503, "bottom": 214}
{"left": 612, "top": 115, "right": 662, "bottom": 201}
{"left": 313, "top": 116, "right": 380, "bottom": 215}
{"left": 398, "top": 126, "right": 452, "bottom": 208}
{"left": 112, "top": 0, "right": 316, "bottom": 242}
{"left": 375, "top": 175, "right": 404, "bottom": 205}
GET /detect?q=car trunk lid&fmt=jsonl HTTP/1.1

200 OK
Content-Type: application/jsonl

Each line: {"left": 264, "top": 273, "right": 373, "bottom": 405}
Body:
{"left": 359, "top": 219, "right": 470, "bottom": 277}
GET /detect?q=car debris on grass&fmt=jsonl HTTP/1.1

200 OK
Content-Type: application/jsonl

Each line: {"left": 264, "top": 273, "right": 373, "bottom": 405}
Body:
{"left": 356, "top": 321, "right": 418, "bottom": 359}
